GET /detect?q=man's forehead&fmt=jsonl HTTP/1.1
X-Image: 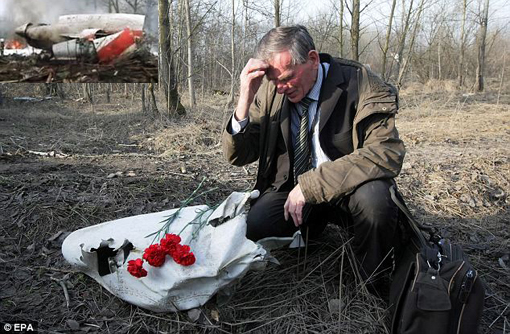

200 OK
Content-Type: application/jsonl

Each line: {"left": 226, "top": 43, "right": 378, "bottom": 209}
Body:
{"left": 266, "top": 51, "right": 294, "bottom": 79}
{"left": 269, "top": 51, "right": 293, "bottom": 69}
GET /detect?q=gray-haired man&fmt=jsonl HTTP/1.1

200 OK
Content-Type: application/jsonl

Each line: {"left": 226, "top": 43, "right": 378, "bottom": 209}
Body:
{"left": 222, "top": 25, "right": 405, "bottom": 295}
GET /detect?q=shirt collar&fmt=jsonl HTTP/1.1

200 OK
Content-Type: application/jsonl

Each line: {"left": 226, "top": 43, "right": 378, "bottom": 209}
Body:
{"left": 306, "top": 63, "right": 323, "bottom": 101}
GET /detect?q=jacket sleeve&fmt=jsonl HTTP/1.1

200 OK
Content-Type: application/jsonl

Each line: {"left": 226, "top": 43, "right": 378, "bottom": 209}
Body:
{"left": 298, "top": 70, "right": 406, "bottom": 204}
{"left": 222, "top": 81, "right": 269, "bottom": 167}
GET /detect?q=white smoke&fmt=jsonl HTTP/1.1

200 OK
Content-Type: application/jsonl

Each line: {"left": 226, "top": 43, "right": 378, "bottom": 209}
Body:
{"left": 0, "top": 0, "right": 106, "bottom": 38}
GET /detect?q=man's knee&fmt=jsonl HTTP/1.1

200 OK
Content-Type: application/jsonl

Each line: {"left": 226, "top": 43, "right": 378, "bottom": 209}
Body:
{"left": 246, "top": 203, "right": 267, "bottom": 241}
{"left": 348, "top": 179, "right": 398, "bottom": 225}
{"left": 245, "top": 191, "right": 296, "bottom": 241}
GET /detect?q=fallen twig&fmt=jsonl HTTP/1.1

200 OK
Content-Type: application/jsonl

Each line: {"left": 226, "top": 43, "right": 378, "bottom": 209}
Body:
{"left": 50, "top": 276, "right": 70, "bottom": 308}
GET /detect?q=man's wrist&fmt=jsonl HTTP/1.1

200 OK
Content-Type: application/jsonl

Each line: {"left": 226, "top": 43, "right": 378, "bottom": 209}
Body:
{"left": 235, "top": 97, "right": 251, "bottom": 120}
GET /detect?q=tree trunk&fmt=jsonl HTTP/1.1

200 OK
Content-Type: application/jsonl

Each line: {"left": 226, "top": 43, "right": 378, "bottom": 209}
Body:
{"left": 176, "top": 0, "right": 184, "bottom": 95}
{"left": 381, "top": 0, "right": 397, "bottom": 80}
{"left": 496, "top": 46, "right": 506, "bottom": 105}
{"left": 184, "top": 0, "right": 196, "bottom": 107}
{"left": 458, "top": 0, "right": 467, "bottom": 87}
{"left": 159, "top": 0, "right": 185, "bottom": 116}
{"left": 226, "top": 0, "right": 236, "bottom": 109}
{"left": 110, "top": 0, "right": 120, "bottom": 13}
{"left": 56, "top": 84, "right": 65, "bottom": 99}
{"left": 437, "top": 36, "right": 442, "bottom": 80}
{"left": 274, "top": 0, "right": 280, "bottom": 27}
{"left": 83, "top": 84, "right": 93, "bottom": 104}
{"left": 395, "top": 0, "right": 415, "bottom": 81}
{"left": 339, "top": 0, "right": 344, "bottom": 57}
{"left": 476, "top": 0, "right": 490, "bottom": 92}
{"left": 350, "top": 0, "right": 360, "bottom": 61}
{"left": 148, "top": 83, "right": 159, "bottom": 114}
{"left": 397, "top": 0, "right": 425, "bottom": 88}
{"left": 243, "top": 0, "right": 249, "bottom": 62}
{"left": 141, "top": 84, "right": 147, "bottom": 113}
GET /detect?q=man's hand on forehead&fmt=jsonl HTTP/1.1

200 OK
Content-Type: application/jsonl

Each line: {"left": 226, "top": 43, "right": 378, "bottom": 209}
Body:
{"left": 236, "top": 58, "right": 271, "bottom": 119}
{"left": 247, "top": 59, "right": 269, "bottom": 75}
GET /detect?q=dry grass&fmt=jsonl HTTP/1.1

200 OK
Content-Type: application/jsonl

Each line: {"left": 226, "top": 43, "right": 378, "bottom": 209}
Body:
{"left": 0, "top": 85, "right": 509, "bottom": 333}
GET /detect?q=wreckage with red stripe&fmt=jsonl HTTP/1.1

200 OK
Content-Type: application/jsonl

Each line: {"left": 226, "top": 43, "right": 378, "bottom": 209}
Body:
{"left": 15, "top": 13, "right": 146, "bottom": 63}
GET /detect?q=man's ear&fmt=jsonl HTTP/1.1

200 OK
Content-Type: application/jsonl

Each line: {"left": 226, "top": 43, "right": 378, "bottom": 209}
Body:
{"left": 308, "top": 50, "right": 320, "bottom": 67}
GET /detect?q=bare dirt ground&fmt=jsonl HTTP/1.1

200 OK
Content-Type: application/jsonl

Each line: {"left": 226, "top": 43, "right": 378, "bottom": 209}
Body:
{"left": 0, "top": 85, "right": 508, "bottom": 333}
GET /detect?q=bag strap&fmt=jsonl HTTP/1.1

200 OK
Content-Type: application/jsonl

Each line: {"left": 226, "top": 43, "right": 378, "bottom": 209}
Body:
{"left": 389, "top": 185, "right": 433, "bottom": 248}
{"left": 389, "top": 186, "right": 447, "bottom": 268}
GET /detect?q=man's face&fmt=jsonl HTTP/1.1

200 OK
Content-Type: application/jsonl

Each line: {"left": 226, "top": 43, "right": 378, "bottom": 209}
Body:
{"left": 266, "top": 50, "right": 319, "bottom": 103}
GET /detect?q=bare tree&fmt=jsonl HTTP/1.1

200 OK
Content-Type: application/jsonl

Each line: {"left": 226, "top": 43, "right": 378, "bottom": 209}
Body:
{"left": 148, "top": 83, "right": 159, "bottom": 113}
{"left": 381, "top": 0, "right": 397, "bottom": 80}
{"left": 274, "top": 0, "right": 281, "bottom": 27}
{"left": 397, "top": 0, "right": 425, "bottom": 88}
{"left": 160, "top": 0, "right": 185, "bottom": 115}
{"left": 394, "top": 0, "right": 415, "bottom": 81}
{"left": 184, "top": 0, "right": 196, "bottom": 107}
{"left": 125, "top": 0, "right": 141, "bottom": 13}
{"left": 458, "top": 0, "right": 468, "bottom": 87}
{"left": 226, "top": 0, "right": 236, "bottom": 109}
{"left": 339, "top": 0, "right": 345, "bottom": 57}
{"left": 475, "top": 0, "right": 490, "bottom": 91}
{"left": 496, "top": 44, "right": 506, "bottom": 104}
{"left": 350, "top": 0, "right": 360, "bottom": 61}
{"left": 141, "top": 84, "right": 147, "bottom": 113}
{"left": 242, "top": 0, "right": 249, "bottom": 62}
{"left": 110, "top": 0, "right": 120, "bottom": 12}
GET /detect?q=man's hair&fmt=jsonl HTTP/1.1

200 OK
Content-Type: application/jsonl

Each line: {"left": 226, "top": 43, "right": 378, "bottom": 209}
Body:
{"left": 255, "top": 25, "right": 316, "bottom": 65}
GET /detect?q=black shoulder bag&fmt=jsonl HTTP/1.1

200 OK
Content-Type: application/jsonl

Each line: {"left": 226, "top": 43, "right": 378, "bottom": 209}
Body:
{"left": 389, "top": 186, "right": 485, "bottom": 334}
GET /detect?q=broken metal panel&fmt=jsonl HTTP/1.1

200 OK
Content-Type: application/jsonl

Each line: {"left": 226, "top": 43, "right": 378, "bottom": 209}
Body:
{"left": 93, "top": 28, "right": 142, "bottom": 63}
{"left": 52, "top": 39, "right": 97, "bottom": 61}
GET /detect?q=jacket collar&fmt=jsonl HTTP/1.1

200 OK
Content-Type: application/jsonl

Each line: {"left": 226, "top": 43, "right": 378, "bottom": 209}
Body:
{"left": 317, "top": 53, "right": 346, "bottom": 131}
{"left": 280, "top": 97, "right": 291, "bottom": 150}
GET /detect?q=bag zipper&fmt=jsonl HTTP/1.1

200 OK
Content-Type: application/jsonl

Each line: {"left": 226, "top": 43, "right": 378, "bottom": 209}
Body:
{"left": 456, "top": 272, "right": 478, "bottom": 334}
{"left": 458, "top": 269, "right": 476, "bottom": 304}
{"left": 448, "top": 261, "right": 465, "bottom": 295}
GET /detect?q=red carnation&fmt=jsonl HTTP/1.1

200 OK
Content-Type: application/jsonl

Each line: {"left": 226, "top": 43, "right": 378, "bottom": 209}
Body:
{"left": 143, "top": 244, "right": 166, "bottom": 267}
{"left": 161, "top": 234, "right": 181, "bottom": 256}
{"left": 172, "top": 244, "right": 195, "bottom": 266}
{"left": 175, "top": 251, "right": 196, "bottom": 266}
{"left": 127, "top": 258, "right": 147, "bottom": 278}
{"left": 171, "top": 244, "right": 189, "bottom": 259}
{"left": 162, "top": 233, "right": 181, "bottom": 244}
{"left": 178, "top": 244, "right": 190, "bottom": 253}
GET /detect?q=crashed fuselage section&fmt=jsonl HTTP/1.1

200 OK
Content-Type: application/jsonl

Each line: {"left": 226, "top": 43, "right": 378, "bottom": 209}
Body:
{"left": 14, "top": 14, "right": 145, "bottom": 63}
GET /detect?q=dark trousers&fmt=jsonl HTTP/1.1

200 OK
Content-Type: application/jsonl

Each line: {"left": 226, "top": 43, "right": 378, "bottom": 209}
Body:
{"left": 246, "top": 179, "right": 400, "bottom": 283}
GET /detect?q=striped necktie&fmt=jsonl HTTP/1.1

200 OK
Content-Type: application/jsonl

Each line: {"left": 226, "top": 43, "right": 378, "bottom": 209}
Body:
{"left": 294, "top": 97, "right": 314, "bottom": 184}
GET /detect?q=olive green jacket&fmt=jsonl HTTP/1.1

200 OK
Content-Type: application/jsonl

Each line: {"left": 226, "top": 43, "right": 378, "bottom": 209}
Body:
{"left": 222, "top": 54, "right": 405, "bottom": 205}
